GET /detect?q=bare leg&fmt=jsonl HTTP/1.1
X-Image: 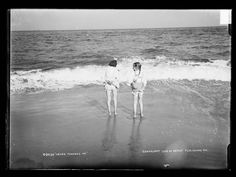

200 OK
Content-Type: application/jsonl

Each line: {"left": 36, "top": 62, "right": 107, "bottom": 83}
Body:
{"left": 106, "top": 89, "right": 112, "bottom": 115}
{"left": 139, "top": 93, "right": 144, "bottom": 117}
{"left": 133, "top": 93, "right": 138, "bottom": 118}
{"left": 113, "top": 88, "right": 118, "bottom": 115}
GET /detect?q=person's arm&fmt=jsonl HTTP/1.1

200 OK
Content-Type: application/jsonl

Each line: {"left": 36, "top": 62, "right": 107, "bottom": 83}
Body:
{"left": 141, "top": 75, "right": 147, "bottom": 90}
{"left": 112, "top": 69, "right": 120, "bottom": 88}
{"left": 126, "top": 72, "right": 134, "bottom": 87}
{"left": 104, "top": 69, "right": 111, "bottom": 85}
{"left": 115, "top": 69, "right": 119, "bottom": 83}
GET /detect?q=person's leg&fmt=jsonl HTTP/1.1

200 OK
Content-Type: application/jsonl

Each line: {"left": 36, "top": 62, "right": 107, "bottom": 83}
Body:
{"left": 106, "top": 88, "right": 112, "bottom": 115}
{"left": 133, "top": 92, "right": 138, "bottom": 118}
{"left": 113, "top": 88, "right": 118, "bottom": 115}
{"left": 138, "top": 92, "right": 144, "bottom": 117}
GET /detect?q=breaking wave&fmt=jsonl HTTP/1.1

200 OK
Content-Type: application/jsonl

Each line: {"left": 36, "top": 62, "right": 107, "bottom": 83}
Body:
{"left": 10, "top": 56, "right": 231, "bottom": 94}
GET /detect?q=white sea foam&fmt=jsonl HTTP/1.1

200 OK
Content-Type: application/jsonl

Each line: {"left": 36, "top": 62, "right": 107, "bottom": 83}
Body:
{"left": 10, "top": 56, "right": 231, "bottom": 94}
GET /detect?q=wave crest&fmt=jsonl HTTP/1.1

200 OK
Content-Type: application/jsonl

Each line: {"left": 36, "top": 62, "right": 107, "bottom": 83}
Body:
{"left": 10, "top": 56, "right": 231, "bottom": 94}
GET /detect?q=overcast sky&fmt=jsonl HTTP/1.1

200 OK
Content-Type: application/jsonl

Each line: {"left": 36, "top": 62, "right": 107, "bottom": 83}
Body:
{"left": 11, "top": 9, "right": 228, "bottom": 31}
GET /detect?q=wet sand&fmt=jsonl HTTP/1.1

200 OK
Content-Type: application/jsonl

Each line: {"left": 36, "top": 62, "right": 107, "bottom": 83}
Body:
{"left": 10, "top": 81, "right": 230, "bottom": 169}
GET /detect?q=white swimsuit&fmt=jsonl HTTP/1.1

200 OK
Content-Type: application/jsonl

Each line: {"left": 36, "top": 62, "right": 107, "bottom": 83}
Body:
{"left": 104, "top": 67, "right": 119, "bottom": 91}
{"left": 130, "top": 71, "right": 147, "bottom": 94}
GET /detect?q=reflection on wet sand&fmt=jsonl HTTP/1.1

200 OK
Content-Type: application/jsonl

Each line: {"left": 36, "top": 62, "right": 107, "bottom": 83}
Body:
{"left": 128, "top": 118, "right": 143, "bottom": 163}
{"left": 102, "top": 116, "right": 117, "bottom": 152}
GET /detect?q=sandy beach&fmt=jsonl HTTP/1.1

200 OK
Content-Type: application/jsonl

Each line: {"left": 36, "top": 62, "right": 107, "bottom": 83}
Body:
{"left": 10, "top": 80, "right": 230, "bottom": 169}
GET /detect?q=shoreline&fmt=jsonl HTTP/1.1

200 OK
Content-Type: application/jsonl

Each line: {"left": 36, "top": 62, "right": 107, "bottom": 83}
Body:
{"left": 10, "top": 79, "right": 231, "bottom": 96}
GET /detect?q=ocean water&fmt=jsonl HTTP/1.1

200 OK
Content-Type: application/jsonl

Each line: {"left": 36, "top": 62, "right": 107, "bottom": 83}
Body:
{"left": 10, "top": 26, "right": 231, "bottom": 94}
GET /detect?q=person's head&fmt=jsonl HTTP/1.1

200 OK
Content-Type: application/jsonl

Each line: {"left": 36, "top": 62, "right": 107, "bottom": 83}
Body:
{"left": 133, "top": 62, "right": 142, "bottom": 73}
{"left": 109, "top": 60, "right": 117, "bottom": 67}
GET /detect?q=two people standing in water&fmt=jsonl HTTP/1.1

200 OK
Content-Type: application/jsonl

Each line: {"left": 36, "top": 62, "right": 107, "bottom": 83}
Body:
{"left": 104, "top": 59, "right": 147, "bottom": 118}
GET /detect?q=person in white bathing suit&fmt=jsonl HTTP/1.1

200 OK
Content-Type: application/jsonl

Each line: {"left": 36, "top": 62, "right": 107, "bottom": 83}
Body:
{"left": 128, "top": 62, "right": 147, "bottom": 118}
{"left": 104, "top": 59, "right": 119, "bottom": 116}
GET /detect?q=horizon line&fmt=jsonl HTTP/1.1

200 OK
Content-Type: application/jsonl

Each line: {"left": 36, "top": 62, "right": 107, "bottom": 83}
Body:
{"left": 11, "top": 25, "right": 227, "bottom": 32}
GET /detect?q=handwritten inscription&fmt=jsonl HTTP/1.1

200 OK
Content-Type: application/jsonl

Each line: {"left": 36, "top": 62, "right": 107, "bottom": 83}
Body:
{"left": 142, "top": 149, "right": 208, "bottom": 153}
{"left": 43, "top": 152, "right": 88, "bottom": 157}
